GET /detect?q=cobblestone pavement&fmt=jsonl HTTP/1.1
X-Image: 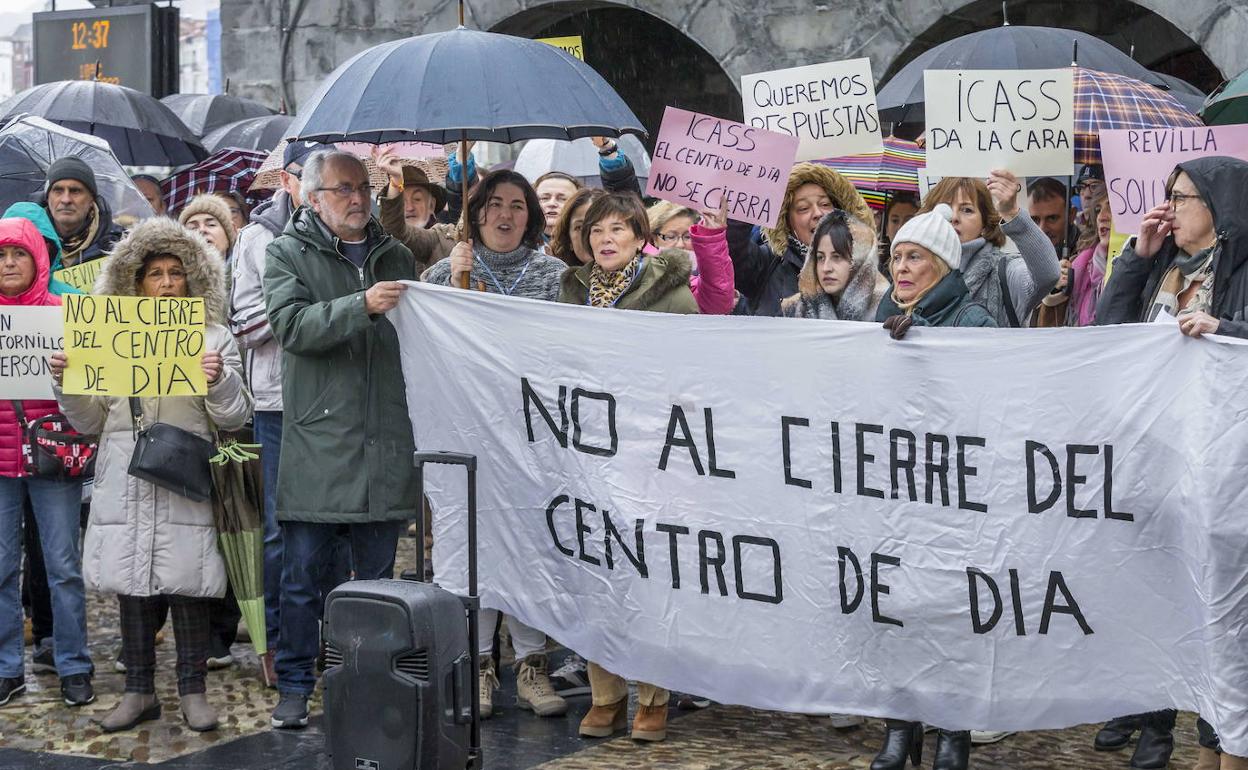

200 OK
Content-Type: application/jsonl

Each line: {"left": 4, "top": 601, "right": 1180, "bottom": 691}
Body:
{"left": 0, "top": 534, "right": 1208, "bottom": 768}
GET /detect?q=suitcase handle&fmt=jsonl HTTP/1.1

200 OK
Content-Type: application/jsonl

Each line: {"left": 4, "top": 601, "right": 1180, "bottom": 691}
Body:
{"left": 413, "top": 451, "right": 476, "bottom": 471}
{"left": 451, "top": 651, "right": 474, "bottom": 725}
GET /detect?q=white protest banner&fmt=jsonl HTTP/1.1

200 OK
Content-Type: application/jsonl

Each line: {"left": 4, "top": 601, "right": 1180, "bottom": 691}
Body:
{"left": 741, "top": 58, "right": 883, "bottom": 161}
{"left": 0, "top": 306, "right": 62, "bottom": 399}
{"left": 392, "top": 282, "right": 1248, "bottom": 753}
{"left": 647, "top": 106, "right": 799, "bottom": 229}
{"left": 1100, "top": 126, "right": 1248, "bottom": 233}
{"left": 925, "top": 69, "right": 1075, "bottom": 177}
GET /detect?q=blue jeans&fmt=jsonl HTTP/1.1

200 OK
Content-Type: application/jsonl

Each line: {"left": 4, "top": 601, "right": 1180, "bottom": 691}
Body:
{"left": 0, "top": 476, "right": 91, "bottom": 678}
{"left": 275, "top": 520, "right": 402, "bottom": 696}
{"left": 253, "top": 411, "right": 284, "bottom": 645}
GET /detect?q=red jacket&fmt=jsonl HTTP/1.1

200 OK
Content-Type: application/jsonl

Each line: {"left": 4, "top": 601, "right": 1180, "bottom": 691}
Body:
{"left": 0, "top": 217, "right": 63, "bottom": 478}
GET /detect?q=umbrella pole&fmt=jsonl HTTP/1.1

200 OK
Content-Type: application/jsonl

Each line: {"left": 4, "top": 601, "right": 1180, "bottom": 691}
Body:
{"left": 457, "top": 135, "right": 470, "bottom": 289}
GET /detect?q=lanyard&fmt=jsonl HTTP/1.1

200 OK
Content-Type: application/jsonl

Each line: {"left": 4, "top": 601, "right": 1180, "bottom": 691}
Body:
{"left": 474, "top": 253, "right": 532, "bottom": 296}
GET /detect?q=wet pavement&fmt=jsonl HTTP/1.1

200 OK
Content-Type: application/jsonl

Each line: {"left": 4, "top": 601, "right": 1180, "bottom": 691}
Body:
{"left": 0, "top": 535, "right": 1207, "bottom": 768}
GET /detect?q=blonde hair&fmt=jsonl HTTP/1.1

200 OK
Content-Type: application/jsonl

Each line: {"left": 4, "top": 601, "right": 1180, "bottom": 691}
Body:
{"left": 646, "top": 200, "right": 698, "bottom": 235}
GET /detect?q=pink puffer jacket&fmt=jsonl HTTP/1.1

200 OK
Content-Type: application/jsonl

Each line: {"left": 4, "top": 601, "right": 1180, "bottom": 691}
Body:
{"left": 688, "top": 223, "right": 736, "bottom": 315}
{"left": 0, "top": 217, "right": 63, "bottom": 478}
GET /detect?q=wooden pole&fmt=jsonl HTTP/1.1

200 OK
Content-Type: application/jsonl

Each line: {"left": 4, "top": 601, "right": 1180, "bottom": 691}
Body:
{"left": 457, "top": 135, "right": 470, "bottom": 289}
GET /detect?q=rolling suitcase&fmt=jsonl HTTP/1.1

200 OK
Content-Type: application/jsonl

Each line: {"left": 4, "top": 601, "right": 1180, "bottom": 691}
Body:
{"left": 323, "top": 451, "right": 482, "bottom": 770}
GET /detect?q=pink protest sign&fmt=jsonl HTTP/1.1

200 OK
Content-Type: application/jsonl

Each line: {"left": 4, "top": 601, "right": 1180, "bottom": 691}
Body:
{"left": 1100, "top": 126, "right": 1248, "bottom": 233}
{"left": 646, "top": 106, "right": 799, "bottom": 229}
{"left": 336, "top": 141, "right": 445, "bottom": 159}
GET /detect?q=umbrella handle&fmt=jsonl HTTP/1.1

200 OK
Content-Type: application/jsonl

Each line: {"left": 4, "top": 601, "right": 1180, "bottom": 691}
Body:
{"left": 456, "top": 137, "right": 471, "bottom": 290}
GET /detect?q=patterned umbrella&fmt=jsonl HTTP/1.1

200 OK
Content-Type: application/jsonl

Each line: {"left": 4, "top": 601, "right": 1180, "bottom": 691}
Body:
{"left": 1074, "top": 67, "right": 1203, "bottom": 165}
{"left": 161, "top": 148, "right": 270, "bottom": 216}
{"left": 821, "top": 137, "right": 924, "bottom": 210}
{"left": 248, "top": 138, "right": 448, "bottom": 193}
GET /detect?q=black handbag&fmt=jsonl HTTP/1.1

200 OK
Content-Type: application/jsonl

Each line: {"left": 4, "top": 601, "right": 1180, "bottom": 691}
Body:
{"left": 127, "top": 397, "right": 214, "bottom": 503}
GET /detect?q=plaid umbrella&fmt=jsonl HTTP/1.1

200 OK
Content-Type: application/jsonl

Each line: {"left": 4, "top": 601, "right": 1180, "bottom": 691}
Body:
{"left": 161, "top": 148, "right": 270, "bottom": 216}
{"left": 210, "top": 440, "right": 267, "bottom": 657}
{"left": 249, "top": 138, "right": 449, "bottom": 193}
{"left": 1074, "top": 67, "right": 1204, "bottom": 165}
{"left": 820, "top": 137, "right": 924, "bottom": 210}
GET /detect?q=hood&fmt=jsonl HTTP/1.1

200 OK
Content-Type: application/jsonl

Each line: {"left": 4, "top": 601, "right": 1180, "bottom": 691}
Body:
{"left": 563, "top": 248, "right": 693, "bottom": 308}
{"left": 95, "top": 217, "right": 228, "bottom": 323}
{"left": 795, "top": 210, "right": 879, "bottom": 298}
{"left": 765, "top": 163, "right": 875, "bottom": 257}
{"left": 0, "top": 217, "right": 55, "bottom": 306}
{"left": 1177, "top": 156, "right": 1248, "bottom": 276}
{"left": 3, "top": 202, "right": 62, "bottom": 269}
{"left": 250, "top": 191, "right": 293, "bottom": 237}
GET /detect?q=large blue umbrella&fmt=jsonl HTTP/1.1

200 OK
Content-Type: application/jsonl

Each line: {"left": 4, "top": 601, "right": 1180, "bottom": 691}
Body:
{"left": 285, "top": 27, "right": 646, "bottom": 144}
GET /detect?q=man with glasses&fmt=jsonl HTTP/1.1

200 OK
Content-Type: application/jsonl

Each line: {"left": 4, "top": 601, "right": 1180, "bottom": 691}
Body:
{"left": 262, "top": 150, "right": 421, "bottom": 729}
{"left": 228, "top": 139, "right": 317, "bottom": 691}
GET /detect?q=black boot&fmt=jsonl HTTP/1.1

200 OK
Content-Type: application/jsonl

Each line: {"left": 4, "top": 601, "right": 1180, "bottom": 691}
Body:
{"left": 932, "top": 729, "right": 971, "bottom": 770}
{"left": 1130, "top": 710, "right": 1176, "bottom": 769}
{"left": 1095, "top": 714, "right": 1141, "bottom": 751}
{"left": 870, "top": 720, "right": 923, "bottom": 770}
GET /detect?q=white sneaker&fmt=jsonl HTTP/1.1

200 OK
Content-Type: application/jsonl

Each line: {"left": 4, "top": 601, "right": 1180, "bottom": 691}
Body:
{"left": 829, "top": 713, "right": 866, "bottom": 729}
{"left": 970, "top": 730, "right": 1014, "bottom": 744}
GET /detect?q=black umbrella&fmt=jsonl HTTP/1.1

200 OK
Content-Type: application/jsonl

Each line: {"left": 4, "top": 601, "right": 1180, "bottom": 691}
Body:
{"left": 286, "top": 26, "right": 645, "bottom": 144}
{"left": 0, "top": 80, "right": 205, "bottom": 166}
{"left": 877, "top": 26, "right": 1168, "bottom": 126}
{"left": 161, "top": 93, "right": 275, "bottom": 137}
{"left": 202, "top": 114, "right": 294, "bottom": 153}
{"left": 1150, "top": 71, "right": 1207, "bottom": 114}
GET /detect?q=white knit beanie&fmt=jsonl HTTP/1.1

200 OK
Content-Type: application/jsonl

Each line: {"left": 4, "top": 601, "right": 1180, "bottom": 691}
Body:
{"left": 892, "top": 203, "right": 962, "bottom": 271}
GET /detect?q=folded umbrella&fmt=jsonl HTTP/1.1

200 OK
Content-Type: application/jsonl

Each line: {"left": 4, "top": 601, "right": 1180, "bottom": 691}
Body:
{"left": 211, "top": 439, "right": 267, "bottom": 657}
{"left": 161, "top": 93, "right": 275, "bottom": 137}
{"left": 0, "top": 114, "right": 153, "bottom": 220}
{"left": 202, "top": 114, "right": 294, "bottom": 154}
{"left": 0, "top": 80, "right": 205, "bottom": 166}
{"left": 161, "top": 148, "right": 270, "bottom": 216}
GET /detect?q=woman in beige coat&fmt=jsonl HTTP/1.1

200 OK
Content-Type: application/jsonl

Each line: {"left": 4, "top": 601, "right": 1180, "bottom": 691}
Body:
{"left": 51, "top": 218, "right": 252, "bottom": 733}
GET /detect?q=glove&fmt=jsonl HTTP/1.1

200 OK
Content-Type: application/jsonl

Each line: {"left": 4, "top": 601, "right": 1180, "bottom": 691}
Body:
{"left": 882, "top": 314, "right": 913, "bottom": 340}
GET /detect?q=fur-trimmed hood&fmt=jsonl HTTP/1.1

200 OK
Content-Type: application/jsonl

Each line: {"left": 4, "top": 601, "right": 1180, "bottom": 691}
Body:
{"left": 765, "top": 163, "right": 875, "bottom": 257}
{"left": 560, "top": 248, "right": 698, "bottom": 313}
{"left": 94, "top": 217, "right": 228, "bottom": 323}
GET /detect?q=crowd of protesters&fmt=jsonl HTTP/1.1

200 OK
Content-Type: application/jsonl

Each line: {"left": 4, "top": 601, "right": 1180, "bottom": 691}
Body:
{"left": 0, "top": 123, "right": 1243, "bottom": 770}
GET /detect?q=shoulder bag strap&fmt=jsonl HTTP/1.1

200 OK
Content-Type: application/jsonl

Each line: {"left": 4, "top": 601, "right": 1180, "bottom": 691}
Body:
{"left": 998, "top": 258, "right": 1020, "bottom": 328}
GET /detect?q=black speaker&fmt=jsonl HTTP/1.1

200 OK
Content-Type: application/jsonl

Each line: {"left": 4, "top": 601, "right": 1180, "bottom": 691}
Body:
{"left": 323, "top": 580, "right": 472, "bottom": 770}
{"left": 323, "top": 451, "right": 482, "bottom": 770}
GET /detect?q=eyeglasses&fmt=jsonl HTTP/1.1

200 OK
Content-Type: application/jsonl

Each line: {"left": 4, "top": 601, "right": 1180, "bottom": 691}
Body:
{"left": 317, "top": 183, "right": 371, "bottom": 200}
{"left": 655, "top": 231, "right": 693, "bottom": 245}
{"left": 1168, "top": 191, "right": 1204, "bottom": 210}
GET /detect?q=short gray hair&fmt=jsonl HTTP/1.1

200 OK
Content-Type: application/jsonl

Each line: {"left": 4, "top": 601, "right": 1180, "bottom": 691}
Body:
{"left": 300, "top": 150, "right": 369, "bottom": 203}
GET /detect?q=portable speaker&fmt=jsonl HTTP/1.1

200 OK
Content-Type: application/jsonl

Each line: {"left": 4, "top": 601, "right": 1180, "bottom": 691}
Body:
{"left": 323, "top": 579, "right": 473, "bottom": 770}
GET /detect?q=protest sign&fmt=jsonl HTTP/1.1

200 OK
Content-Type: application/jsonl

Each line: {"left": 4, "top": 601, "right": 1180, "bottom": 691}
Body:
{"left": 924, "top": 69, "right": 1075, "bottom": 177}
{"left": 537, "top": 35, "right": 584, "bottom": 61}
{"left": 52, "top": 259, "right": 103, "bottom": 294}
{"left": 741, "top": 58, "right": 883, "bottom": 161}
{"left": 62, "top": 295, "right": 207, "bottom": 397}
{"left": 647, "top": 106, "right": 798, "bottom": 229}
{"left": 393, "top": 281, "right": 1248, "bottom": 755}
{"left": 0, "top": 306, "right": 61, "bottom": 399}
{"left": 916, "top": 167, "right": 941, "bottom": 202}
{"left": 1099, "top": 126, "right": 1248, "bottom": 233}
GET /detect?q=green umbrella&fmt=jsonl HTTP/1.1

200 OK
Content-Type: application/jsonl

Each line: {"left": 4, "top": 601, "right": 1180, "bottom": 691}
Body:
{"left": 1201, "top": 69, "right": 1248, "bottom": 125}
{"left": 211, "top": 440, "right": 267, "bottom": 655}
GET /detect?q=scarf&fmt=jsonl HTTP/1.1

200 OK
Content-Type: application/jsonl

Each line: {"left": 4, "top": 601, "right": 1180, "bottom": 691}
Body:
{"left": 588, "top": 254, "right": 642, "bottom": 308}
{"left": 788, "top": 234, "right": 810, "bottom": 261}
{"left": 58, "top": 203, "right": 100, "bottom": 267}
{"left": 789, "top": 263, "right": 882, "bottom": 321}
{"left": 1071, "top": 243, "right": 1107, "bottom": 327}
{"left": 1147, "top": 245, "right": 1215, "bottom": 321}
{"left": 890, "top": 257, "right": 951, "bottom": 315}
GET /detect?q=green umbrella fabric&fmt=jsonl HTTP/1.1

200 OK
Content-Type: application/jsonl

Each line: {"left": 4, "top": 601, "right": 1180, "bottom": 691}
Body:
{"left": 1202, "top": 69, "right": 1248, "bottom": 125}
{"left": 211, "top": 439, "right": 267, "bottom": 655}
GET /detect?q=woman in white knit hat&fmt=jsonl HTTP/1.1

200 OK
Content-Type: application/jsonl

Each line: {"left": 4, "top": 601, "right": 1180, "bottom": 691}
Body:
{"left": 874, "top": 202, "right": 996, "bottom": 341}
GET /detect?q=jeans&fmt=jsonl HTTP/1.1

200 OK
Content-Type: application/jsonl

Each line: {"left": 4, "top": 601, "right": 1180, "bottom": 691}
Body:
{"left": 275, "top": 520, "right": 402, "bottom": 696}
{"left": 0, "top": 477, "right": 91, "bottom": 678}
{"left": 254, "top": 411, "right": 284, "bottom": 646}
{"left": 22, "top": 501, "right": 54, "bottom": 645}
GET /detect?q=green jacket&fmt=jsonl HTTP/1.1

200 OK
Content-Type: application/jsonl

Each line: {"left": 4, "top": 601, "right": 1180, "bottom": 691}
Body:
{"left": 875, "top": 270, "right": 997, "bottom": 328}
{"left": 263, "top": 206, "right": 419, "bottom": 523}
{"left": 558, "top": 248, "right": 700, "bottom": 314}
{"left": 2, "top": 202, "right": 81, "bottom": 296}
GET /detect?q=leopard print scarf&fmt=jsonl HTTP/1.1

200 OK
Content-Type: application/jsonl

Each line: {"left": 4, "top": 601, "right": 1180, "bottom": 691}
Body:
{"left": 587, "top": 254, "right": 642, "bottom": 308}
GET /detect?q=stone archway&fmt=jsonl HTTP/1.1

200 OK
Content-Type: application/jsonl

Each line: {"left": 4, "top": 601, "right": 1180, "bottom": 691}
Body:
{"left": 488, "top": 2, "right": 742, "bottom": 147}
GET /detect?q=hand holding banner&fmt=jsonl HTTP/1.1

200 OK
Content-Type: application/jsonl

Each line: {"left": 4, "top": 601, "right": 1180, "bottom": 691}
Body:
{"left": 0, "top": 306, "right": 62, "bottom": 399}
{"left": 924, "top": 69, "right": 1075, "bottom": 177}
{"left": 62, "top": 295, "right": 208, "bottom": 397}
{"left": 741, "top": 58, "right": 883, "bottom": 161}
{"left": 647, "top": 106, "right": 799, "bottom": 229}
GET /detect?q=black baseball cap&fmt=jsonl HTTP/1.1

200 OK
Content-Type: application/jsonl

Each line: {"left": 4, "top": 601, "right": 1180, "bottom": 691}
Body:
{"left": 283, "top": 140, "right": 323, "bottom": 171}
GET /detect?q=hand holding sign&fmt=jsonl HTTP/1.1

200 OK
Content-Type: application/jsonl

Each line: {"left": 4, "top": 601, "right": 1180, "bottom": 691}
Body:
{"left": 201, "top": 350, "right": 223, "bottom": 385}
{"left": 986, "top": 169, "right": 1023, "bottom": 221}
{"left": 700, "top": 198, "right": 729, "bottom": 231}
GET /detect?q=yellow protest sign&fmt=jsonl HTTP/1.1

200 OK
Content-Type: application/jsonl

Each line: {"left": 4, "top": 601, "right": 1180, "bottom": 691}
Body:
{"left": 1105, "top": 221, "right": 1132, "bottom": 285}
{"left": 53, "top": 259, "right": 104, "bottom": 293}
{"left": 62, "top": 295, "right": 208, "bottom": 397}
{"left": 538, "top": 35, "right": 584, "bottom": 61}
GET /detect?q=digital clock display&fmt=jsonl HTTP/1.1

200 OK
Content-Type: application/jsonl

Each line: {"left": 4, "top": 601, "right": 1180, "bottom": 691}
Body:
{"left": 33, "top": 6, "right": 156, "bottom": 93}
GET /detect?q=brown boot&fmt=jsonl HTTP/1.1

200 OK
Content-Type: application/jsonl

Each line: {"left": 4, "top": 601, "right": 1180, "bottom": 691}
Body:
{"left": 579, "top": 698, "right": 627, "bottom": 738}
{"left": 1193, "top": 747, "right": 1220, "bottom": 770}
{"left": 100, "top": 692, "right": 161, "bottom": 733}
{"left": 1223, "top": 753, "right": 1248, "bottom": 770}
{"left": 631, "top": 702, "right": 668, "bottom": 742}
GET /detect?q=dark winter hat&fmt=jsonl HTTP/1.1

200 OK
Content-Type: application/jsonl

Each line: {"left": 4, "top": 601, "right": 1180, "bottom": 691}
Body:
{"left": 283, "top": 140, "right": 322, "bottom": 171}
{"left": 46, "top": 156, "right": 98, "bottom": 199}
